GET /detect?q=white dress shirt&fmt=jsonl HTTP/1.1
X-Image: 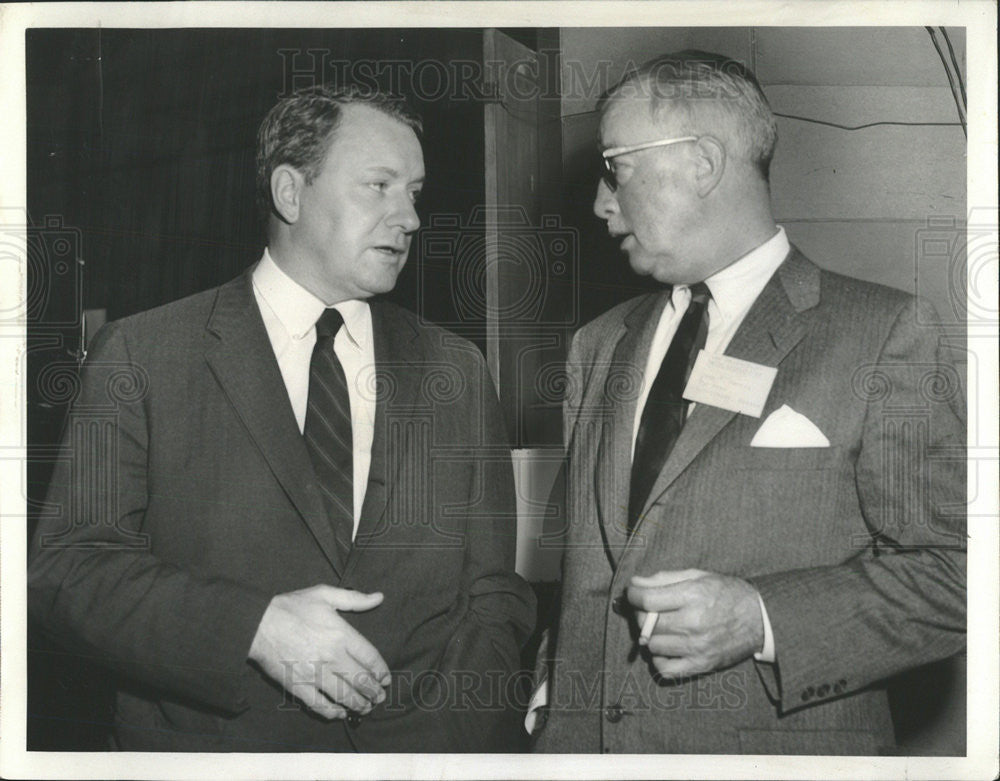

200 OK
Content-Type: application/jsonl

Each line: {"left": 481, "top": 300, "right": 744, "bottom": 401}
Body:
{"left": 251, "top": 249, "right": 376, "bottom": 538}
{"left": 631, "top": 227, "right": 791, "bottom": 455}
{"left": 631, "top": 226, "right": 790, "bottom": 664}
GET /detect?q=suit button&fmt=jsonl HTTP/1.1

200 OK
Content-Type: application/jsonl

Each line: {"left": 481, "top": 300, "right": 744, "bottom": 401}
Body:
{"left": 817, "top": 683, "right": 830, "bottom": 697}
{"left": 801, "top": 686, "right": 815, "bottom": 702}
{"left": 605, "top": 705, "right": 624, "bottom": 723}
{"left": 347, "top": 712, "right": 363, "bottom": 728}
{"left": 833, "top": 681, "right": 845, "bottom": 695}
{"left": 612, "top": 596, "right": 627, "bottom": 615}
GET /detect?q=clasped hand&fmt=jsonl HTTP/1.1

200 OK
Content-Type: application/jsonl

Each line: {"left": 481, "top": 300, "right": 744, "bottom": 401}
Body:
{"left": 249, "top": 584, "right": 390, "bottom": 720}
{"left": 627, "top": 569, "right": 765, "bottom": 679}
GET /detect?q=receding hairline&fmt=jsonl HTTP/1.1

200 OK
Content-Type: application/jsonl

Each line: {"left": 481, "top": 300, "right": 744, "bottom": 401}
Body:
{"left": 596, "top": 51, "right": 778, "bottom": 181}
{"left": 326, "top": 101, "right": 422, "bottom": 138}
{"left": 305, "top": 102, "right": 424, "bottom": 176}
{"left": 600, "top": 71, "right": 764, "bottom": 148}
{"left": 597, "top": 83, "right": 703, "bottom": 144}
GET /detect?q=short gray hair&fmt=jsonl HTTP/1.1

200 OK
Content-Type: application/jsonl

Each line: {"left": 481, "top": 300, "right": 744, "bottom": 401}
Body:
{"left": 599, "top": 50, "right": 778, "bottom": 181}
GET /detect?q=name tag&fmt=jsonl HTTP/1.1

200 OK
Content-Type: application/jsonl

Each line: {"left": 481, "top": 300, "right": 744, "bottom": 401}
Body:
{"left": 683, "top": 351, "right": 777, "bottom": 418}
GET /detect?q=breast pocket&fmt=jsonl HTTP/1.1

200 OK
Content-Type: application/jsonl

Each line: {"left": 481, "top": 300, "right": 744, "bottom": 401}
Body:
{"left": 717, "top": 446, "right": 850, "bottom": 568}
{"left": 728, "top": 446, "right": 844, "bottom": 512}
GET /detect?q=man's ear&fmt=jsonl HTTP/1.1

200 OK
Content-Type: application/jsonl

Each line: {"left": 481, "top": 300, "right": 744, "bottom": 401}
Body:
{"left": 271, "top": 165, "right": 304, "bottom": 224}
{"left": 692, "top": 135, "right": 726, "bottom": 198}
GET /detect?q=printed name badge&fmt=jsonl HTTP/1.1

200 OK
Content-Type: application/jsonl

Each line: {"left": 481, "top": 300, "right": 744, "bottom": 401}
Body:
{"left": 683, "top": 351, "right": 777, "bottom": 418}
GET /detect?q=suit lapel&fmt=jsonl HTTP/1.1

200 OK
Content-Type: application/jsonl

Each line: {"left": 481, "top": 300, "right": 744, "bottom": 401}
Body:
{"left": 594, "top": 293, "right": 669, "bottom": 567}
{"left": 350, "top": 301, "right": 422, "bottom": 557}
{"left": 630, "top": 249, "right": 820, "bottom": 541}
{"left": 203, "top": 271, "right": 345, "bottom": 576}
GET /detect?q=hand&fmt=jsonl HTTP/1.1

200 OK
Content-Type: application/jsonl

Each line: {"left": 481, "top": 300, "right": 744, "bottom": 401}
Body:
{"left": 248, "top": 584, "right": 390, "bottom": 720}
{"left": 627, "top": 569, "right": 764, "bottom": 679}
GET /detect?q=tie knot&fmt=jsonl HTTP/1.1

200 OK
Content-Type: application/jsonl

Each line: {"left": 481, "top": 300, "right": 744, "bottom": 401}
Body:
{"left": 671, "top": 282, "right": 711, "bottom": 310}
{"left": 315, "top": 307, "right": 344, "bottom": 340}
{"left": 689, "top": 281, "right": 711, "bottom": 304}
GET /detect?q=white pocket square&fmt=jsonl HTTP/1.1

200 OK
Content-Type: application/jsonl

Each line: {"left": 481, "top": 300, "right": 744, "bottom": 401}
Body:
{"left": 750, "top": 404, "right": 830, "bottom": 447}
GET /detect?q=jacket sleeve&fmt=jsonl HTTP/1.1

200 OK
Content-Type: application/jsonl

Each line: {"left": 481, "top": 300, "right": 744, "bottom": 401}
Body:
{"left": 428, "top": 348, "right": 537, "bottom": 750}
{"left": 27, "top": 321, "right": 272, "bottom": 715}
{"left": 750, "top": 296, "right": 966, "bottom": 712}
{"left": 529, "top": 327, "right": 585, "bottom": 714}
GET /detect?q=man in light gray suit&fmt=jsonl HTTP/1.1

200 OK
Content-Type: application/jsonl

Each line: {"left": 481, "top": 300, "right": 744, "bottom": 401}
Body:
{"left": 531, "top": 51, "right": 966, "bottom": 754}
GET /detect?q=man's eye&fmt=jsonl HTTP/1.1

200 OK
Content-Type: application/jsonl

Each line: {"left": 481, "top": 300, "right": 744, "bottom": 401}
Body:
{"left": 369, "top": 182, "right": 389, "bottom": 193}
{"left": 612, "top": 162, "right": 634, "bottom": 184}
{"left": 409, "top": 190, "right": 422, "bottom": 204}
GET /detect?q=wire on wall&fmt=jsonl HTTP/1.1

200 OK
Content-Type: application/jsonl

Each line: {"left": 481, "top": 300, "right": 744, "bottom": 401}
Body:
{"left": 772, "top": 114, "right": 964, "bottom": 132}
{"left": 561, "top": 106, "right": 964, "bottom": 133}
{"left": 926, "top": 26, "right": 967, "bottom": 138}
{"left": 561, "top": 29, "right": 969, "bottom": 137}
{"left": 939, "top": 28, "right": 967, "bottom": 109}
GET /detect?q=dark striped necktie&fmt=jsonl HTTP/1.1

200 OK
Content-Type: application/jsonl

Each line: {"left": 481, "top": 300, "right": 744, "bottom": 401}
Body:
{"left": 304, "top": 307, "right": 354, "bottom": 555}
{"left": 627, "top": 282, "right": 712, "bottom": 535}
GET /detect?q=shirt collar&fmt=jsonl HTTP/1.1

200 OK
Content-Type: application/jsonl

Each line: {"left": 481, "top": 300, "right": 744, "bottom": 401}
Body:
{"left": 254, "top": 249, "right": 370, "bottom": 348}
{"left": 701, "top": 226, "right": 790, "bottom": 324}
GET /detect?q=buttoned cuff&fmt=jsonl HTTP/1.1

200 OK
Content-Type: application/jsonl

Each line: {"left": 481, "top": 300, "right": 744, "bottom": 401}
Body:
{"left": 753, "top": 592, "right": 776, "bottom": 663}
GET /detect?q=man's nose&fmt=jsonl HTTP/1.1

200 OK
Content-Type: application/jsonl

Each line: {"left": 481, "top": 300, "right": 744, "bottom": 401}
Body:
{"left": 390, "top": 193, "right": 420, "bottom": 233}
{"left": 593, "top": 178, "right": 618, "bottom": 220}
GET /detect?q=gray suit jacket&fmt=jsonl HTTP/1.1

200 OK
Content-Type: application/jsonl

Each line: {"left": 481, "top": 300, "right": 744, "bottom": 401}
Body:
{"left": 534, "top": 248, "right": 966, "bottom": 754}
{"left": 29, "top": 269, "right": 535, "bottom": 752}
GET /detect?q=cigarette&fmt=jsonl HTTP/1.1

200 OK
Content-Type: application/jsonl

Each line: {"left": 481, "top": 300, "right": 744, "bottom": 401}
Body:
{"left": 639, "top": 611, "right": 658, "bottom": 645}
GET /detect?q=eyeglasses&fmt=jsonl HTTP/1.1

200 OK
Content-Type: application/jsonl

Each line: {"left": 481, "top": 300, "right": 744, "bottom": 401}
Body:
{"left": 600, "top": 136, "right": 699, "bottom": 192}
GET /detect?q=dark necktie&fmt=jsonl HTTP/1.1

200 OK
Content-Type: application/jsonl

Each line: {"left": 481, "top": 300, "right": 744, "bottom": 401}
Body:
{"left": 627, "top": 282, "right": 711, "bottom": 534}
{"left": 304, "top": 308, "right": 354, "bottom": 554}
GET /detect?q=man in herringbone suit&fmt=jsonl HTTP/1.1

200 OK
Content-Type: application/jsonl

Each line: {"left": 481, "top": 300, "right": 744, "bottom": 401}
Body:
{"left": 531, "top": 51, "right": 965, "bottom": 755}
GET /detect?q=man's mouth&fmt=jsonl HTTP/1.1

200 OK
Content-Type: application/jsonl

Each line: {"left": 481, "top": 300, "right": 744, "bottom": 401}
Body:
{"left": 373, "top": 244, "right": 407, "bottom": 258}
{"left": 608, "top": 228, "right": 632, "bottom": 250}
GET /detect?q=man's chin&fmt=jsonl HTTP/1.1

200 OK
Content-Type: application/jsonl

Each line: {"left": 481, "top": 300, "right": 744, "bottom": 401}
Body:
{"left": 626, "top": 253, "right": 656, "bottom": 278}
{"left": 367, "top": 270, "right": 405, "bottom": 297}
{"left": 628, "top": 256, "right": 678, "bottom": 286}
